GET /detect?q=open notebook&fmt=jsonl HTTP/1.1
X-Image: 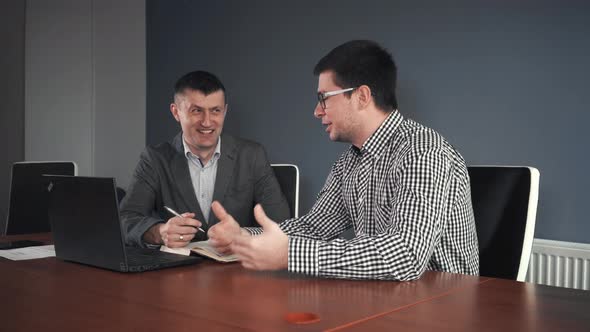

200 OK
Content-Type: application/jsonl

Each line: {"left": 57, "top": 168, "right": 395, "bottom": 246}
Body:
{"left": 160, "top": 240, "right": 238, "bottom": 263}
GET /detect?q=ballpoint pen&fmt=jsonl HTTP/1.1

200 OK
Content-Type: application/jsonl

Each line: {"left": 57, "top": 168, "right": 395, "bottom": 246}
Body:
{"left": 163, "top": 205, "right": 206, "bottom": 233}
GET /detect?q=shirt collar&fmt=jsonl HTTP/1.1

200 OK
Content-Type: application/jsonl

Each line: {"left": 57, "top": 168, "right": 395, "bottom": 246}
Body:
{"left": 182, "top": 135, "right": 221, "bottom": 162}
{"left": 356, "top": 110, "right": 403, "bottom": 159}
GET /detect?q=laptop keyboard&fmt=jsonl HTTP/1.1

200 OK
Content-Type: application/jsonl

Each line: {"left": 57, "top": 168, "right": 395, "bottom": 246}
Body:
{"left": 125, "top": 247, "right": 200, "bottom": 271}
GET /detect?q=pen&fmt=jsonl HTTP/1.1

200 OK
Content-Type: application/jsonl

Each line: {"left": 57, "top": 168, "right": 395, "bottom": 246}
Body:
{"left": 163, "top": 205, "right": 206, "bottom": 233}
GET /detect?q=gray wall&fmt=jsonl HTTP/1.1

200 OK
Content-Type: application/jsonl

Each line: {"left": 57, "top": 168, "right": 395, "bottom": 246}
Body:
{"left": 25, "top": 0, "right": 146, "bottom": 190}
{"left": 0, "top": 0, "right": 146, "bottom": 234}
{"left": 0, "top": 0, "right": 26, "bottom": 233}
{"left": 93, "top": 0, "right": 146, "bottom": 186}
{"left": 146, "top": 0, "right": 590, "bottom": 243}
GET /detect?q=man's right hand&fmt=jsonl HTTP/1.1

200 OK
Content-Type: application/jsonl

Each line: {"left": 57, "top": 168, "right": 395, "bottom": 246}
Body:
{"left": 208, "top": 201, "right": 247, "bottom": 254}
{"left": 143, "top": 212, "right": 201, "bottom": 248}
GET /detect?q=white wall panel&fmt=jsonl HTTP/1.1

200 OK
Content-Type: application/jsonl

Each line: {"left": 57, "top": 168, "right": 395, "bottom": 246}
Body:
{"left": 25, "top": 0, "right": 93, "bottom": 176}
{"left": 25, "top": 0, "right": 145, "bottom": 189}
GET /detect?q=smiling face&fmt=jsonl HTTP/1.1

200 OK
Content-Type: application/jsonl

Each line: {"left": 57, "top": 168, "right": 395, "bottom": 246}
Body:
{"left": 170, "top": 89, "right": 227, "bottom": 161}
{"left": 314, "top": 71, "right": 359, "bottom": 144}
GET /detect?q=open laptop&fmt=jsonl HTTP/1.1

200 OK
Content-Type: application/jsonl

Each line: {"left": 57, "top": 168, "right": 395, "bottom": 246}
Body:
{"left": 45, "top": 175, "right": 201, "bottom": 272}
{"left": 5, "top": 161, "right": 77, "bottom": 235}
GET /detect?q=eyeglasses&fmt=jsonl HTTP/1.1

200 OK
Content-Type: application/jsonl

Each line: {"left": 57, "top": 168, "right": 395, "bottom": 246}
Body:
{"left": 317, "top": 87, "right": 357, "bottom": 110}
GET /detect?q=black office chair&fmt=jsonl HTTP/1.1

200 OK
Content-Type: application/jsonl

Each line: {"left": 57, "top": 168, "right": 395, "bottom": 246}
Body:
{"left": 5, "top": 161, "right": 77, "bottom": 235}
{"left": 116, "top": 187, "right": 126, "bottom": 205}
{"left": 271, "top": 164, "right": 300, "bottom": 218}
{"left": 468, "top": 165, "right": 539, "bottom": 281}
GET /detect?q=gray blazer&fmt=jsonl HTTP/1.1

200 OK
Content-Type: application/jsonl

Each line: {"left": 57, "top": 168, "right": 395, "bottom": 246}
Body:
{"left": 120, "top": 133, "right": 290, "bottom": 247}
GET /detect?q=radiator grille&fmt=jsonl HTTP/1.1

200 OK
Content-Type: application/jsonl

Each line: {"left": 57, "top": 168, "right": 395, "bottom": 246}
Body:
{"left": 526, "top": 239, "right": 590, "bottom": 290}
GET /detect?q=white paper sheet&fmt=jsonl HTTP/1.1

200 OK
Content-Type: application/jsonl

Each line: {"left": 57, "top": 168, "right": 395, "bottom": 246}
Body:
{"left": 0, "top": 245, "right": 55, "bottom": 260}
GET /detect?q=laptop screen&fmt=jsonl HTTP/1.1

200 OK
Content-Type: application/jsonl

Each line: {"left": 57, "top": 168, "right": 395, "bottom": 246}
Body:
{"left": 46, "top": 175, "right": 201, "bottom": 272}
{"left": 46, "top": 175, "right": 130, "bottom": 270}
{"left": 5, "top": 161, "right": 76, "bottom": 235}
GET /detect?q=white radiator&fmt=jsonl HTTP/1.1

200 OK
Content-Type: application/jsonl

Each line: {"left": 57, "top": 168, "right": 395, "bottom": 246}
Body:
{"left": 526, "top": 238, "right": 590, "bottom": 290}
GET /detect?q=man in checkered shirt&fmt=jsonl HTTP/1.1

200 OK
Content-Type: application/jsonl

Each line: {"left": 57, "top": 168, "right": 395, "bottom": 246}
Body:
{"left": 208, "top": 40, "right": 479, "bottom": 280}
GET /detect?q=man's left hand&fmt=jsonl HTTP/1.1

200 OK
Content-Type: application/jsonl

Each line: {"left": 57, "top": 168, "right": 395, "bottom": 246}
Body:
{"left": 230, "top": 204, "right": 288, "bottom": 270}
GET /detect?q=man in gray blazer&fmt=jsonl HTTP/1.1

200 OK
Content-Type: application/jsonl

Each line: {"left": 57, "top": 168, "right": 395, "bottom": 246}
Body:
{"left": 121, "top": 70, "right": 290, "bottom": 248}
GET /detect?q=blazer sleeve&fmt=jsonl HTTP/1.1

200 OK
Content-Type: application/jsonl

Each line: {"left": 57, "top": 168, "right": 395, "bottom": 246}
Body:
{"left": 119, "top": 148, "right": 165, "bottom": 247}
{"left": 252, "top": 145, "right": 291, "bottom": 223}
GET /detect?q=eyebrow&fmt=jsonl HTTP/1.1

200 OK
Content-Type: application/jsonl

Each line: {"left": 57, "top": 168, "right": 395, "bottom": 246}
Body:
{"left": 188, "top": 104, "right": 224, "bottom": 110}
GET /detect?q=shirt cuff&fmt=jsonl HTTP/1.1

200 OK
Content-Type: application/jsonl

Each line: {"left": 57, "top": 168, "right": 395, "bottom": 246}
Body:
{"left": 144, "top": 243, "right": 161, "bottom": 250}
{"left": 243, "top": 227, "right": 263, "bottom": 235}
{"left": 288, "top": 237, "right": 319, "bottom": 276}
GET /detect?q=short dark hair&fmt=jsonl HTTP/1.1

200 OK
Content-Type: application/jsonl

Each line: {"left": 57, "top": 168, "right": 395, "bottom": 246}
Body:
{"left": 174, "top": 70, "right": 226, "bottom": 103}
{"left": 314, "top": 40, "right": 397, "bottom": 112}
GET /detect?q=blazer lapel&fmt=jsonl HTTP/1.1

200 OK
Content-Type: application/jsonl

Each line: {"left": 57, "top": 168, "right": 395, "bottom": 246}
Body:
{"left": 171, "top": 134, "right": 207, "bottom": 224}
{"left": 210, "top": 134, "right": 237, "bottom": 224}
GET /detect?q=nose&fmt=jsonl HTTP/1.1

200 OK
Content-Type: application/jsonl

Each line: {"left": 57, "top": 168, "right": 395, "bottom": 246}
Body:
{"left": 314, "top": 103, "right": 325, "bottom": 119}
{"left": 201, "top": 110, "right": 211, "bottom": 126}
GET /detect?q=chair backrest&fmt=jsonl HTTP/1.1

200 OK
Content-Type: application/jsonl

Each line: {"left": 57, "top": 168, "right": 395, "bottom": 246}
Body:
{"left": 271, "top": 164, "right": 300, "bottom": 218}
{"left": 5, "top": 161, "right": 77, "bottom": 235}
{"left": 116, "top": 187, "right": 126, "bottom": 205}
{"left": 468, "top": 165, "right": 540, "bottom": 281}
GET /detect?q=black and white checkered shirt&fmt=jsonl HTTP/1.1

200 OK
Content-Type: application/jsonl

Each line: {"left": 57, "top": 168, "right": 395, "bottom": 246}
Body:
{"left": 250, "top": 111, "right": 479, "bottom": 280}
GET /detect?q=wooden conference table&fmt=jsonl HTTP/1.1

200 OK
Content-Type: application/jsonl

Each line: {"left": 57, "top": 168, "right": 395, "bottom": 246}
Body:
{"left": 1, "top": 233, "right": 589, "bottom": 332}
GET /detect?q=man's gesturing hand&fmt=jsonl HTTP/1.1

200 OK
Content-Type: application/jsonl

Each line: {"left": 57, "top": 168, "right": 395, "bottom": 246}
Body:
{"left": 208, "top": 201, "right": 245, "bottom": 254}
{"left": 230, "top": 204, "right": 288, "bottom": 271}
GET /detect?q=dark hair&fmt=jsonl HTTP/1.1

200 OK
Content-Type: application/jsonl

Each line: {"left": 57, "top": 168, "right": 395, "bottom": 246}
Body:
{"left": 313, "top": 40, "right": 397, "bottom": 112}
{"left": 174, "top": 70, "right": 226, "bottom": 102}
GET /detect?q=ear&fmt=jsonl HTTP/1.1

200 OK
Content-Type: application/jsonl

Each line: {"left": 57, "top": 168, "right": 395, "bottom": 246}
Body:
{"left": 356, "top": 85, "right": 372, "bottom": 110}
{"left": 170, "top": 103, "right": 180, "bottom": 122}
{"left": 223, "top": 104, "right": 229, "bottom": 118}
